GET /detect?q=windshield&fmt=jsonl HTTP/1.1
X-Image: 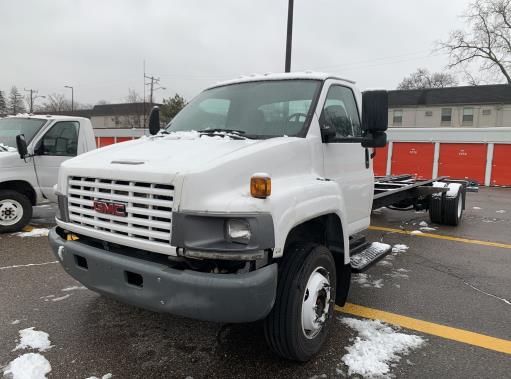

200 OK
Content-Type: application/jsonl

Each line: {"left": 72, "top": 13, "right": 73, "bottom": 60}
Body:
{"left": 166, "top": 79, "right": 321, "bottom": 138}
{"left": 0, "top": 118, "right": 47, "bottom": 150}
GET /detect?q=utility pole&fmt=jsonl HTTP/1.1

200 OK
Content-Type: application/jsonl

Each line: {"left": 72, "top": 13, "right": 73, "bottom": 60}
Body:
{"left": 285, "top": 0, "right": 294, "bottom": 73}
{"left": 64, "top": 85, "right": 74, "bottom": 111}
{"left": 143, "top": 63, "right": 165, "bottom": 129}
{"left": 144, "top": 74, "right": 165, "bottom": 104}
{"left": 24, "top": 88, "right": 45, "bottom": 113}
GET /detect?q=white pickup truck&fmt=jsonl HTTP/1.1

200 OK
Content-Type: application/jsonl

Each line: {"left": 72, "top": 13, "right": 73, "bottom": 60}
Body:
{"left": 49, "top": 72, "right": 434, "bottom": 361}
{"left": 0, "top": 115, "right": 96, "bottom": 232}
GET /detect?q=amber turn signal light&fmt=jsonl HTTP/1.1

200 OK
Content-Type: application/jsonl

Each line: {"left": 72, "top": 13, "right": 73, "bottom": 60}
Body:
{"left": 251, "top": 174, "right": 271, "bottom": 199}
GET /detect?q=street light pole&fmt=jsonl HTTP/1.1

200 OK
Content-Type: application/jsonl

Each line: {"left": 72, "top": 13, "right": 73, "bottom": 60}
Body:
{"left": 285, "top": 0, "right": 294, "bottom": 73}
{"left": 64, "top": 85, "right": 74, "bottom": 111}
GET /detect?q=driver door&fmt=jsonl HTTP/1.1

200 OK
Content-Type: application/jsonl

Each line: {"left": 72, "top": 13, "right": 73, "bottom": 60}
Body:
{"left": 321, "top": 84, "right": 373, "bottom": 232}
{"left": 33, "top": 121, "right": 80, "bottom": 202}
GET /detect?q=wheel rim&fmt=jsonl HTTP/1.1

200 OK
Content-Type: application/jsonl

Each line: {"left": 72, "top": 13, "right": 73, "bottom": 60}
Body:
{"left": 0, "top": 199, "right": 24, "bottom": 226}
{"left": 301, "top": 266, "right": 331, "bottom": 339}
{"left": 457, "top": 196, "right": 462, "bottom": 218}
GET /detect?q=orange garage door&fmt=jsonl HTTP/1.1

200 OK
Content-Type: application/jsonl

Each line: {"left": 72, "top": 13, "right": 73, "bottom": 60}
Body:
{"left": 491, "top": 144, "right": 511, "bottom": 186}
{"left": 391, "top": 142, "right": 435, "bottom": 179}
{"left": 438, "top": 143, "right": 487, "bottom": 184}
{"left": 372, "top": 144, "right": 389, "bottom": 176}
{"left": 98, "top": 137, "right": 115, "bottom": 147}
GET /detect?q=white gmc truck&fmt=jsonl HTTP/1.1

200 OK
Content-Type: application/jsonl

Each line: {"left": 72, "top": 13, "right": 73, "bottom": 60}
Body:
{"left": 49, "top": 72, "right": 466, "bottom": 361}
{"left": 0, "top": 115, "right": 96, "bottom": 232}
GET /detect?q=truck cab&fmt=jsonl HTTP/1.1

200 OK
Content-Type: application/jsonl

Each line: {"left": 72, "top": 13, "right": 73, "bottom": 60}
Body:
{"left": 49, "top": 72, "right": 387, "bottom": 361}
{"left": 0, "top": 115, "right": 96, "bottom": 232}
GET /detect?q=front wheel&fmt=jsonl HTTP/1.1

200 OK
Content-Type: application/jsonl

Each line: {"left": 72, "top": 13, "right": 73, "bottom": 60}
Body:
{"left": 264, "top": 243, "right": 337, "bottom": 361}
{"left": 0, "top": 190, "right": 32, "bottom": 233}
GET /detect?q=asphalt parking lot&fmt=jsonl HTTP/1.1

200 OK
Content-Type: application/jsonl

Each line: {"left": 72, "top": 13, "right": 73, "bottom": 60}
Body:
{"left": 1, "top": 188, "right": 510, "bottom": 378}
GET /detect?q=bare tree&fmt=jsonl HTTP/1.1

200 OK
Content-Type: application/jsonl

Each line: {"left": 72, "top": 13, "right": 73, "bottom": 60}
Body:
{"left": 397, "top": 68, "right": 458, "bottom": 89}
{"left": 439, "top": 0, "right": 511, "bottom": 84}
{"left": 41, "top": 93, "right": 72, "bottom": 112}
{"left": 121, "top": 88, "right": 143, "bottom": 128}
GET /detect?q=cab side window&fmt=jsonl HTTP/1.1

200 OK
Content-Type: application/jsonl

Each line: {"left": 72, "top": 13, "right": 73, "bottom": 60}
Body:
{"left": 37, "top": 121, "right": 80, "bottom": 156}
{"left": 320, "top": 85, "right": 362, "bottom": 140}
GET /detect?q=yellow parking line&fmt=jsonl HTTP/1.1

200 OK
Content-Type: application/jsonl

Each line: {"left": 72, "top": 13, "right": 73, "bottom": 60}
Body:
{"left": 336, "top": 303, "right": 511, "bottom": 355}
{"left": 368, "top": 225, "right": 511, "bottom": 250}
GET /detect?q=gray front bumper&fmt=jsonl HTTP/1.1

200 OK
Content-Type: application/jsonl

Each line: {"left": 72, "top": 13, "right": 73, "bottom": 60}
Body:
{"left": 49, "top": 227, "right": 278, "bottom": 323}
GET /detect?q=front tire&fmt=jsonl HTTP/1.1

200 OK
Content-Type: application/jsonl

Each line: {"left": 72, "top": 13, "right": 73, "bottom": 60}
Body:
{"left": 264, "top": 243, "right": 337, "bottom": 361}
{"left": 0, "top": 190, "right": 32, "bottom": 233}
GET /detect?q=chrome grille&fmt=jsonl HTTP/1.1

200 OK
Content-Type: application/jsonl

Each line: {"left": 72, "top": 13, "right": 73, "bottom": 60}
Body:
{"left": 67, "top": 176, "right": 174, "bottom": 250}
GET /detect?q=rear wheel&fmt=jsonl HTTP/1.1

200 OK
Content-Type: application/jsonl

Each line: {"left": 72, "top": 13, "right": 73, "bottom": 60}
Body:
{"left": 264, "top": 243, "right": 336, "bottom": 361}
{"left": 0, "top": 190, "right": 32, "bottom": 233}
{"left": 443, "top": 190, "right": 463, "bottom": 226}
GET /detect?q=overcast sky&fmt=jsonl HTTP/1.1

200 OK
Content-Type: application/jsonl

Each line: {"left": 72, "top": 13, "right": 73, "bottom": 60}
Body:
{"left": 0, "top": 0, "right": 470, "bottom": 106}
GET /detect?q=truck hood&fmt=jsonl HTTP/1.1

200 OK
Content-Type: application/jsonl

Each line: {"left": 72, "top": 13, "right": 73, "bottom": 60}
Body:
{"left": 60, "top": 133, "right": 267, "bottom": 183}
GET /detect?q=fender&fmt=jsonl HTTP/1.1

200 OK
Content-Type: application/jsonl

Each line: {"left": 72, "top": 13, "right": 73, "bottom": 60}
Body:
{"left": 272, "top": 179, "right": 351, "bottom": 264}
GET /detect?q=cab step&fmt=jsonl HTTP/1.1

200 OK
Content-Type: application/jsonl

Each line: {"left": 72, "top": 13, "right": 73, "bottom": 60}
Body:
{"left": 350, "top": 242, "right": 392, "bottom": 272}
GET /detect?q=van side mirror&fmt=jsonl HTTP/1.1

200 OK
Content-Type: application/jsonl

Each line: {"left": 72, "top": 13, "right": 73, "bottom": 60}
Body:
{"left": 148, "top": 106, "right": 160, "bottom": 136}
{"left": 362, "top": 90, "right": 388, "bottom": 132}
{"left": 16, "top": 134, "right": 28, "bottom": 159}
{"left": 320, "top": 123, "right": 336, "bottom": 142}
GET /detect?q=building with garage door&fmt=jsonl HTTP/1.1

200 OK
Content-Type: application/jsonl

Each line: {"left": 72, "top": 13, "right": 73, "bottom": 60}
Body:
{"left": 388, "top": 84, "right": 511, "bottom": 128}
{"left": 373, "top": 84, "right": 511, "bottom": 186}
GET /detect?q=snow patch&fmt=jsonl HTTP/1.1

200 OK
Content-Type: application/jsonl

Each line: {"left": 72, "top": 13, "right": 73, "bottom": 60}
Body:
{"left": 391, "top": 244, "right": 409, "bottom": 253}
{"left": 11, "top": 319, "right": 21, "bottom": 325}
{"left": 0, "top": 142, "right": 17, "bottom": 152}
{"left": 410, "top": 230, "right": 423, "bottom": 235}
{"left": 14, "top": 328, "right": 52, "bottom": 352}
{"left": 418, "top": 221, "right": 428, "bottom": 227}
{"left": 496, "top": 210, "right": 506, "bottom": 214}
{"left": 61, "top": 285, "right": 87, "bottom": 292}
{"left": 385, "top": 268, "right": 410, "bottom": 280}
{"left": 85, "top": 374, "right": 113, "bottom": 379}
{"left": 419, "top": 226, "right": 437, "bottom": 232}
{"left": 13, "top": 228, "right": 49, "bottom": 238}
{"left": 3, "top": 353, "right": 51, "bottom": 379}
{"left": 472, "top": 206, "right": 482, "bottom": 210}
{"left": 377, "top": 260, "right": 393, "bottom": 267}
{"left": 340, "top": 317, "right": 425, "bottom": 379}
{"left": 50, "top": 294, "right": 71, "bottom": 302}
{"left": 353, "top": 273, "right": 384, "bottom": 289}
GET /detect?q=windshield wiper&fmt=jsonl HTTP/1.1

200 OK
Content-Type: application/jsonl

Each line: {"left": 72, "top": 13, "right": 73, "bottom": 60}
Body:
{"left": 197, "top": 128, "right": 250, "bottom": 139}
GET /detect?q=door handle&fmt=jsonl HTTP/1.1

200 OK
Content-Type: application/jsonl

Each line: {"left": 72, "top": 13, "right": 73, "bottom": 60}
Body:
{"left": 365, "top": 148, "right": 370, "bottom": 169}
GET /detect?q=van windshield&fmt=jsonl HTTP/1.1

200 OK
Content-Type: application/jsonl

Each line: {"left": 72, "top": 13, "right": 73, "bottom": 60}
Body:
{"left": 0, "top": 118, "right": 47, "bottom": 150}
{"left": 166, "top": 79, "right": 321, "bottom": 139}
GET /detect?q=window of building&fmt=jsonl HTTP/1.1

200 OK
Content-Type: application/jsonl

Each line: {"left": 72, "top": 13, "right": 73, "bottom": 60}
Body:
{"left": 462, "top": 107, "right": 474, "bottom": 125}
{"left": 482, "top": 109, "right": 491, "bottom": 116}
{"left": 441, "top": 108, "right": 452, "bottom": 125}
{"left": 393, "top": 110, "right": 403, "bottom": 125}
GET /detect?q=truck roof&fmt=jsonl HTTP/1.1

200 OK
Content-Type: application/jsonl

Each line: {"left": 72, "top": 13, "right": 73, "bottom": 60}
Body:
{"left": 208, "top": 71, "right": 355, "bottom": 89}
{"left": 6, "top": 114, "right": 90, "bottom": 122}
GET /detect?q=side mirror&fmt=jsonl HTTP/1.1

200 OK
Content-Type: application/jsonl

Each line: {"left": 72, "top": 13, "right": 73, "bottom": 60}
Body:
{"left": 16, "top": 134, "right": 28, "bottom": 159}
{"left": 320, "top": 123, "right": 336, "bottom": 143}
{"left": 361, "top": 90, "right": 388, "bottom": 132}
{"left": 362, "top": 131, "right": 387, "bottom": 148}
{"left": 148, "top": 106, "right": 160, "bottom": 136}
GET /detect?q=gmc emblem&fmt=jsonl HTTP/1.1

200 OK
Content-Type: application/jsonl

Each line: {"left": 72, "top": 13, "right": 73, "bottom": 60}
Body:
{"left": 93, "top": 200, "right": 127, "bottom": 217}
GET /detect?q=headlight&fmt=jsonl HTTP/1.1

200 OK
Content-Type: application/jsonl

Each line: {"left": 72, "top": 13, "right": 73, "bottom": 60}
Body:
{"left": 226, "top": 219, "right": 251, "bottom": 244}
{"left": 56, "top": 193, "right": 69, "bottom": 222}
